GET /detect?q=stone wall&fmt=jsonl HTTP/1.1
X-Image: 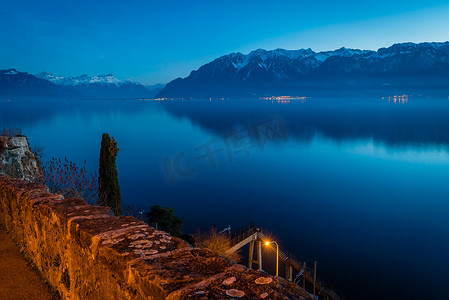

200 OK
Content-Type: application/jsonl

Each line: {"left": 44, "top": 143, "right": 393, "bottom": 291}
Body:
{"left": 0, "top": 175, "right": 310, "bottom": 299}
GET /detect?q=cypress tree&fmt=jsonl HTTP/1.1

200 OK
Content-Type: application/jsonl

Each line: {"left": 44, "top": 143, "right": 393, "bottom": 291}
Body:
{"left": 98, "top": 133, "right": 121, "bottom": 216}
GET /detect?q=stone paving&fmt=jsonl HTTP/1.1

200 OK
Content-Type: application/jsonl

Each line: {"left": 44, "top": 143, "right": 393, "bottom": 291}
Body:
{"left": 0, "top": 225, "right": 56, "bottom": 300}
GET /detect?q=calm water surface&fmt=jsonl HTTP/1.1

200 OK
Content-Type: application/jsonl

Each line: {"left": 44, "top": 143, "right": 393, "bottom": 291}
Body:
{"left": 1, "top": 97, "right": 449, "bottom": 300}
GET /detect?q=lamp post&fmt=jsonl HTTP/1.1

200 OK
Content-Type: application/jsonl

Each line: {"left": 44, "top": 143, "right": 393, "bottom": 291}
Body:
{"left": 265, "top": 241, "right": 279, "bottom": 277}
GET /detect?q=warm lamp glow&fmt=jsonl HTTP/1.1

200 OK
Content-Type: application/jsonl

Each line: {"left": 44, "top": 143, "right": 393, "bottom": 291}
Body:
{"left": 265, "top": 241, "right": 270, "bottom": 245}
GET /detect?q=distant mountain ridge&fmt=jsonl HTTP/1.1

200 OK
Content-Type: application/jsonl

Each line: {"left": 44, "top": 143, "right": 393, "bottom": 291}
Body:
{"left": 0, "top": 69, "right": 62, "bottom": 97}
{"left": 0, "top": 69, "right": 158, "bottom": 99}
{"left": 36, "top": 72, "right": 136, "bottom": 87}
{"left": 34, "top": 71, "right": 154, "bottom": 99}
{"left": 157, "top": 41, "right": 449, "bottom": 98}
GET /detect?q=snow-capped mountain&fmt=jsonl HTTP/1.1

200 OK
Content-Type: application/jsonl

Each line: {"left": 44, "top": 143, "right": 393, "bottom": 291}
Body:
{"left": 34, "top": 72, "right": 152, "bottom": 98}
{"left": 0, "top": 69, "right": 63, "bottom": 96}
{"left": 1, "top": 69, "right": 153, "bottom": 99}
{"left": 36, "top": 72, "right": 134, "bottom": 87}
{"left": 158, "top": 42, "right": 449, "bottom": 98}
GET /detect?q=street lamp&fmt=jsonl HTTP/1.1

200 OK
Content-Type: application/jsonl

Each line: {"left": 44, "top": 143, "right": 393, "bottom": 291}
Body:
{"left": 265, "top": 241, "right": 279, "bottom": 277}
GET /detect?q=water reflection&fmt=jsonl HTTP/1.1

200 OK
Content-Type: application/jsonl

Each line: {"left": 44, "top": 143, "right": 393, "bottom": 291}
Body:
{"left": 3, "top": 97, "right": 449, "bottom": 150}
{"left": 0, "top": 98, "right": 144, "bottom": 129}
{"left": 159, "top": 97, "right": 449, "bottom": 148}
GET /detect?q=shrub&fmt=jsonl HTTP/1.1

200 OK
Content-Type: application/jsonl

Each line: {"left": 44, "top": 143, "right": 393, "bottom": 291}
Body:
{"left": 194, "top": 227, "right": 240, "bottom": 263}
{"left": 31, "top": 144, "right": 45, "bottom": 161}
{"left": 1, "top": 128, "right": 22, "bottom": 137}
{"left": 122, "top": 204, "right": 145, "bottom": 221}
{"left": 146, "top": 205, "right": 183, "bottom": 237}
{"left": 44, "top": 157, "right": 98, "bottom": 204}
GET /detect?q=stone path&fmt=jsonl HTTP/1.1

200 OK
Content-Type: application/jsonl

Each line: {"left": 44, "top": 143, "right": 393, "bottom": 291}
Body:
{"left": 0, "top": 225, "right": 56, "bottom": 300}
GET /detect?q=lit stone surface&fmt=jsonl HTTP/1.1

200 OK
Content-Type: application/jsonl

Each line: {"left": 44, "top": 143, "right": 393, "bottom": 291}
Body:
{"left": 256, "top": 277, "right": 273, "bottom": 285}
{"left": 223, "top": 276, "right": 237, "bottom": 285}
{"left": 226, "top": 289, "right": 245, "bottom": 297}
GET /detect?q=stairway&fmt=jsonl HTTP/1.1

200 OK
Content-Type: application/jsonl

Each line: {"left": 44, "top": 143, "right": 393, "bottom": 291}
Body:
{"left": 229, "top": 223, "right": 343, "bottom": 300}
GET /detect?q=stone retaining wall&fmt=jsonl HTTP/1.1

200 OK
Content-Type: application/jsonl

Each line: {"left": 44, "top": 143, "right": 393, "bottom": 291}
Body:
{"left": 0, "top": 175, "right": 309, "bottom": 299}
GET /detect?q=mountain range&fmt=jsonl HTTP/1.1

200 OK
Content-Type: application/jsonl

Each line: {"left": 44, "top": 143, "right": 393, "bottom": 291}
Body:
{"left": 3, "top": 42, "right": 449, "bottom": 99}
{"left": 0, "top": 70, "right": 164, "bottom": 99}
{"left": 157, "top": 42, "right": 449, "bottom": 98}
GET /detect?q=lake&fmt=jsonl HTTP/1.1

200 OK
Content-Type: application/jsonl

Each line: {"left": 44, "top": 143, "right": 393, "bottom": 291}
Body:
{"left": 1, "top": 96, "right": 449, "bottom": 300}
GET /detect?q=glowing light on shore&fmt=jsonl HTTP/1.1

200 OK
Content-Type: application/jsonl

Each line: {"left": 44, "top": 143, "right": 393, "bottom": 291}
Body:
{"left": 381, "top": 94, "right": 409, "bottom": 104}
{"left": 260, "top": 96, "right": 308, "bottom": 103}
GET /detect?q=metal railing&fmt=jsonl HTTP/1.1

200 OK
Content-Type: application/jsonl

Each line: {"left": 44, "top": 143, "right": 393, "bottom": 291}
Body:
{"left": 228, "top": 223, "right": 343, "bottom": 300}
{"left": 230, "top": 222, "right": 255, "bottom": 240}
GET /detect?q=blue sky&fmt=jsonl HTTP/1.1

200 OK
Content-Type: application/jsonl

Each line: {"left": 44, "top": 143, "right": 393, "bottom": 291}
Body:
{"left": 1, "top": 0, "right": 449, "bottom": 84}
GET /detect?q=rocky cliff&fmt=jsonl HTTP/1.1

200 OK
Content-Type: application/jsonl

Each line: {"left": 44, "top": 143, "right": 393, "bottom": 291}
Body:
{"left": 0, "top": 135, "right": 44, "bottom": 183}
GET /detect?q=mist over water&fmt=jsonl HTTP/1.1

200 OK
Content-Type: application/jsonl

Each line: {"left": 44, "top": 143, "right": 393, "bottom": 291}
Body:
{"left": 1, "top": 96, "right": 449, "bottom": 300}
